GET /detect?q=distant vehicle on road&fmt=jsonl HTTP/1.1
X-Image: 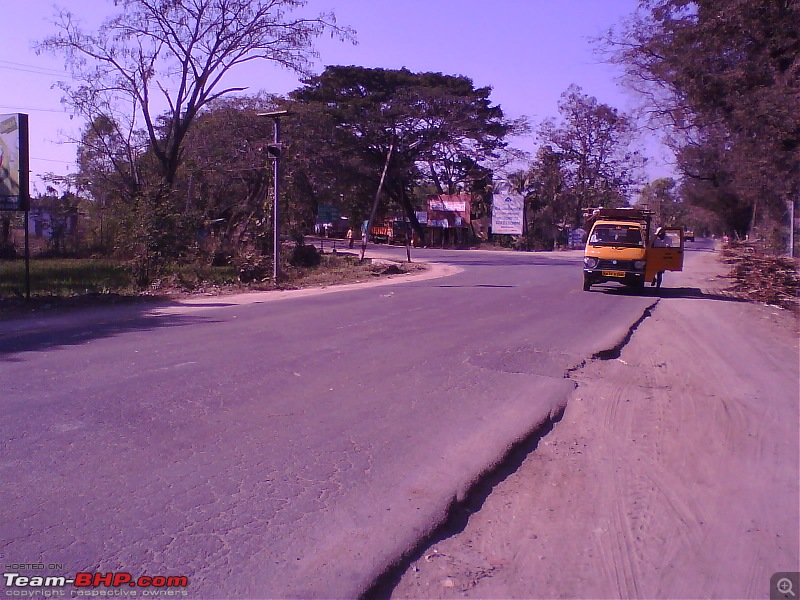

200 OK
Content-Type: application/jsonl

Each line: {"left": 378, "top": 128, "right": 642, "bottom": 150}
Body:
{"left": 370, "top": 219, "right": 413, "bottom": 245}
{"left": 684, "top": 230, "right": 695, "bottom": 242}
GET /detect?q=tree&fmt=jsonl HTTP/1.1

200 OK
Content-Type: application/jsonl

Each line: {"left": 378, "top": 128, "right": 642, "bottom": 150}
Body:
{"left": 528, "top": 146, "right": 569, "bottom": 224}
{"left": 39, "top": 0, "right": 352, "bottom": 268}
{"left": 603, "top": 0, "right": 800, "bottom": 251}
{"left": 178, "top": 96, "right": 277, "bottom": 257}
{"left": 289, "top": 66, "right": 525, "bottom": 241}
{"left": 638, "top": 177, "right": 685, "bottom": 227}
{"left": 538, "top": 85, "right": 644, "bottom": 227}
{"left": 280, "top": 99, "right": 380, "bottom": 236}
{"left": 73, "top": 116, "right": 142, "bottom": 253}
{"left": 40, "top": 0, "right": 351, "bottom": 190}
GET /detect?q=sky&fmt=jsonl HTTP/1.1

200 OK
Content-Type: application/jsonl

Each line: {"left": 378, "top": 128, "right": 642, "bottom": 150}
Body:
{"left": 2, "top": 0, "right": 675, "bottom": 195}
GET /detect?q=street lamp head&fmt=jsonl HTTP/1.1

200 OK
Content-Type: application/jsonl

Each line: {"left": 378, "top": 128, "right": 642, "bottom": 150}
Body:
{"left": 257, "top": 110, "right": 293, "bottom": 119}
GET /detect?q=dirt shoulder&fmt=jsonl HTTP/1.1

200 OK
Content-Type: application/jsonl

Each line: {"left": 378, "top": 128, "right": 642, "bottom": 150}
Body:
{"left": 390, "top": 248, "right": 800, "bottom": 599}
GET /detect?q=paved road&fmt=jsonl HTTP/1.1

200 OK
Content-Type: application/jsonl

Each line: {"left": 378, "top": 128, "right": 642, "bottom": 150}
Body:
{"left": 1, "top": 247, "right": 664, "bottom": 598}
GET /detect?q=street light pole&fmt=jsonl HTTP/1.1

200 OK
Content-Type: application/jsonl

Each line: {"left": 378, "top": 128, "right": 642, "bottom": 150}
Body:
{"left": 258, "top": 110, "right": 292, "bottom": 284}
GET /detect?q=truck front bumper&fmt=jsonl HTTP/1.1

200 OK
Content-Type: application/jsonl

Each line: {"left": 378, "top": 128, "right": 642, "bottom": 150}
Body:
{"left": 583, "top": 269, "right": 645, "bottom": 286}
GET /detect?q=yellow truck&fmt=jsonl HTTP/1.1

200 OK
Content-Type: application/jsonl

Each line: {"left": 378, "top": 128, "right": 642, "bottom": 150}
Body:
{"left": 582, "top": 208, "right": 684, "bottom": 292}
{"left": 369, "top": 219, "right": 413, "bottom": 245}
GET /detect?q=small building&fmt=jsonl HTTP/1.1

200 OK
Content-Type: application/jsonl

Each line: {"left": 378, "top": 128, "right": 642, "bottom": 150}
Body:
{"left": 28, "top": 205, "right": 79, "bottom": 239}
{"left": 426, "top": 194, "right": 471, "bottom": 247}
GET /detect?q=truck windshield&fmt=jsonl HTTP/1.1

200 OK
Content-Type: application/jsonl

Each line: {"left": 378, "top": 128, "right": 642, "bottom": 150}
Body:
{"left": 588, "top": 224, "right": 643, "bottom": 247}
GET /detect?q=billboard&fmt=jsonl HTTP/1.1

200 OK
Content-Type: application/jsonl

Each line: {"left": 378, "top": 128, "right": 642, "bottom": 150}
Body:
{"left": 0, "top": 114, "right": 30, "bottom": 211}
{"left": 428, "top": 196, "right": 467, "bottom": 212}
{"left": 316, "top": 204, "right": 340, "bottom": 224}
{"left": 427, "top": 194, "right": 470, "bottom": 228}
{"left": 491, "top": 194, "right": 524, "bottom": 235}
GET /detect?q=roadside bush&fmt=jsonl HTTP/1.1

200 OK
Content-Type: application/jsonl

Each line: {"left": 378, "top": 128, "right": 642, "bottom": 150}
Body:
{"left": 290, "top": 244, "right": 321, "bottom": 268}
{"left": 0, "top": 242, "right": 16, "bottom": 259}
{"left": 235, "top": 255, "right": 271, "bottom": 283}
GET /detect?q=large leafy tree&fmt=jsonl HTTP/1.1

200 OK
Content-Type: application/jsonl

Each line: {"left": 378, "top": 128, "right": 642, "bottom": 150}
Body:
{"left": 638, "top": 177, "right": 686, "bottom": 227}
{"left": 279, "top": 100, "right": 380, "bottom": 234}
{"left": 40, "top": 0, "right": 351, "bottom": 192}
{"left": 604, "top": 0, "right": 799, "bottom": 248}
{"left": 538, "top": 85, "right": 644, "bottom": 227}
{"left": 178, "top": 96, "right": 277, "bottom": 254}
{"left": 38, "top": 0, "right": 351, "bottom": 269}
{"left": 288, "top": 66, "right": 525, "bottom": 239}
{"left": 74, "top": 116, "right": 141, "bottom": 252}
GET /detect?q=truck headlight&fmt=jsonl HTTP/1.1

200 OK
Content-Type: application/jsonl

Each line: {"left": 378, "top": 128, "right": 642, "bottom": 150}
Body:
{"left": 584, "top": 257, "right": 598, "bottom": 269}
{"left": 634, "top": 260, "right": 645, "bottom": 270}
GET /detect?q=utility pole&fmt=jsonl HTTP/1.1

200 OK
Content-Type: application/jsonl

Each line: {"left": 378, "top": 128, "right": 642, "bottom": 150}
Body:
{"left": 359, "top": 136, "right": 422, "bottom": 262}
{"left": 360, "top": 137, "right": 395, "bottom": 262}
{"left": 258, "top": 110, "right": 292, "bottom": 284}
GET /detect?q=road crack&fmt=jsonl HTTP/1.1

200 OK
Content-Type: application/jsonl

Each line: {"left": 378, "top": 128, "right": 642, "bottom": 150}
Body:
{"left": 591, "top": 301, "right": 660, "bottom": 361}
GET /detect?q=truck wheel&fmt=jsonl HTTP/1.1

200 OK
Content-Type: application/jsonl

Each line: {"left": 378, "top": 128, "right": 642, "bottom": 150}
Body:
{"left": 583, "top": 277, "right": 591, "bottom": 291}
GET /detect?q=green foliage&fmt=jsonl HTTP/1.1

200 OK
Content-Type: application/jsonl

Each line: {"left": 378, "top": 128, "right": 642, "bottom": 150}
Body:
{"left": 537, "top": 85, "right": 643, "bottom": 227}
{"left": 638, "top": 178, "right": 686, "bottom": 227}
{"left": 40, "top": 0, "right": 351, "bottom": 265}
{"left": 605, "top": 0, "right": 799, "bottom": 250}
{"left": 290, "top": 244, "right": 321, "bottom": 268}
{"left": 177, "top": 96, "right": 275, "bottom": 255}
{"left": 0, "top": 259, "right": 133, "bottom": 298}
{"left": 288, "top": 66, "right": 525, "bottom": 240}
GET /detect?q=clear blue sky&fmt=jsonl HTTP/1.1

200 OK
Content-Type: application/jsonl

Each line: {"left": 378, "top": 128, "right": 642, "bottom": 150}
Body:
{"left": 3, "top": 0, "right": 674, "bottom": 194}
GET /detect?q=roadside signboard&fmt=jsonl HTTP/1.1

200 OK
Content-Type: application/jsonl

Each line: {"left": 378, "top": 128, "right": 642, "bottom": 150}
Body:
{"left": 426, "top": 194, "right": 470, "bottom": 228}
{"left": 428, "top": 197, "right": 467, "bottom": 212}
{"left": 0, "top": 114, "right": 30, "bottom": 211}
{"left": 317, "top": 204, "right": 340, "bottom": 224}
{"left": 491, "top": 194, "right": 523, "bottom": 235}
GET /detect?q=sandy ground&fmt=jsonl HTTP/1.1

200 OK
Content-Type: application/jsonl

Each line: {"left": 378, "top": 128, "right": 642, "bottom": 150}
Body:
{"left": 390, "top": 249, "right": 800, "bottom": 599}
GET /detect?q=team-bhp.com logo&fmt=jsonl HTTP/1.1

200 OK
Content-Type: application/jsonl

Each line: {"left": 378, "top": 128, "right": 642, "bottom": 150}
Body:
{"left": 3, "top": 571, "right": 189, "bottom": 597}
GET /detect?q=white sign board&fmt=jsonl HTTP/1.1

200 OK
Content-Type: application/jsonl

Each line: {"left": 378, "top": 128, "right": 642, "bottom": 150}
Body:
{"left": 428, "top": 198, "right": 467, "bottom": 212}
{"left": 0, "top": 113, "right": 29, "bottom": 211}
{"left": 491, "top": 194, "right": 524, "bottom": 235}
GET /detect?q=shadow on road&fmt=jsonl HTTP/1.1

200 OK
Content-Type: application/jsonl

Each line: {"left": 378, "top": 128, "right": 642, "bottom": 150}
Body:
{"left": 595, "top": 285, "right": 749, "bottom": 303}
{"left": 436, "top": 284, "right": 516, "bottom": 289}
{"left": 435, "top": 258, "right": 580, "bottom": 268}
{"left": 0, "top": 303, "right": 218, "bottom": 360}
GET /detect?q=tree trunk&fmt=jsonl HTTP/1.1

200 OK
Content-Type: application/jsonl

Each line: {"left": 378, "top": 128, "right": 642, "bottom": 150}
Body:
{"left": 360, "top": 139, "right": 395, "bottom": 261}
{"left": 429, "top": 162, "right": 444, "bottom": 195}
{"left": 392, "top": 183, "right": 426, "bottom": 244}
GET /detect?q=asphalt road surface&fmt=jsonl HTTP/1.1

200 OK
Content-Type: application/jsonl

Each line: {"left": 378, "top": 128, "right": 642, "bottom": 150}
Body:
{"left": 2, "top": 246, "right": 678, "bottom": 598}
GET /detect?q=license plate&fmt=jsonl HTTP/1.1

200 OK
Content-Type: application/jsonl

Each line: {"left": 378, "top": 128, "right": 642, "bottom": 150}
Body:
{"left": 601, "top": 270, "right": 626, "bottom": 278}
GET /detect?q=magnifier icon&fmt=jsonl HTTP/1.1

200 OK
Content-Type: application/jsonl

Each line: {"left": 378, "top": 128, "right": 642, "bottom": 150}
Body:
{"left": 778, "top": 577, "right": 796, "bottom": 597}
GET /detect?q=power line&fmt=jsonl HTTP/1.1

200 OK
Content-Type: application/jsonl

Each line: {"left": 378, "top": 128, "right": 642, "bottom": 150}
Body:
{"left": 0, "top": 105, "right": 68, "bottom": 114}
{"left": 0, "top": 60, "right": 67, "bottom": 77}
{"left": 31, "top": 157, "right": 76, "bottom": 165}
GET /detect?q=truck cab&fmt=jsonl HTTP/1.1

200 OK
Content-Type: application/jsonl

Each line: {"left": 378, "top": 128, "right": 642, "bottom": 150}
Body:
{"left": 582, "top": 208, "right": 684, "bottom": 292}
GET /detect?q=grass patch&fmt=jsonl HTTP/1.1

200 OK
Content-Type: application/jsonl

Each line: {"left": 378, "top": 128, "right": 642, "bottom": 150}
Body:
{"left": 237, "top": 254, "right": 425, "bottom": 291}
{"left": 0, "top": 258, "right": 134, "bottom": 298}
{"left": 0, "top": 254, "right": 426, "bottom": 316}
{"left": 282, "top": 254, "right": 395, "bottom": 287}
